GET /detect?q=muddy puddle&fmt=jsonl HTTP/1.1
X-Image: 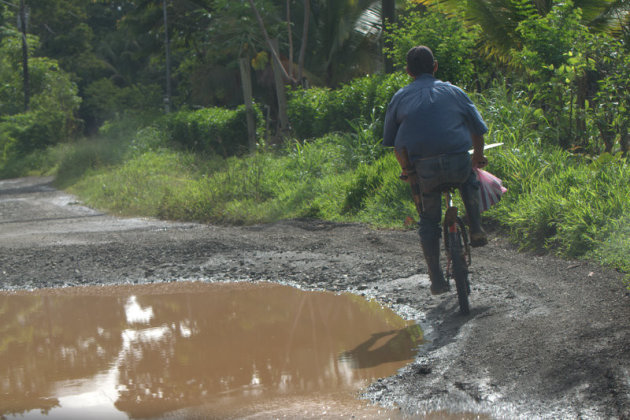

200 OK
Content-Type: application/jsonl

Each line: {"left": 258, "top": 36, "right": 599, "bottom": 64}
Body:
{"left": 0, "top": 281, "right": 424, "bottom": 419}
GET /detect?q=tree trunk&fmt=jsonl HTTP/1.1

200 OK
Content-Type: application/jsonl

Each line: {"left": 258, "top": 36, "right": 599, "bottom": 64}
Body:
{"left": 576, "top": 72, "right": 588, "bottom": 146}
{"left": 596, "top": 119, "right": 616, "bottom": 154}
{"left": 298, "top": 0, "right": 310, "bottom": 85}
{"left": 248, "top": 0, "right": 295, "bottom": 84}
{"left": 19, "top": 0, "right": 29, "bottom": 111}
{"left": 163, "top": 0, "right": 172, "bottom": 113}
{"left": 271, "top": 39, "right": 290, "bottom": 139}
{"left": 239, "top": 58, "right": 257, "bottom": 152}
{"left": 286, "top": 0, "right": 294, "bottom": 78}
{"left": 620, "top": 127, "right": 628, "bottom": 156}
{"left": 382, "top": 0, "right": 396, "bottom": 74}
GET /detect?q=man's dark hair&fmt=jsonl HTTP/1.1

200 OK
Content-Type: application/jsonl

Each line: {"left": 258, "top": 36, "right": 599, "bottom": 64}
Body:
{"left": 406, "top": 46, "right": 435, "bottom": 76}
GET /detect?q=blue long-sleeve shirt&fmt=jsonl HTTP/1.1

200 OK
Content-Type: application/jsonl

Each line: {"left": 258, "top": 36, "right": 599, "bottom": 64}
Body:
{"left": 383, "top": 74, "right": 488, "bottom": 163}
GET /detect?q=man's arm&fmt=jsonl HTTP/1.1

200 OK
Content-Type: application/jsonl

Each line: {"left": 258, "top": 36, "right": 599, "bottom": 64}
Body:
{"left": 394, "top": 147, "right": 422, "bottom": 215}
{"left": 382, "top": 94, "right": 400, "bottom": 148}
{"left": 394, "top": 148, "right": 413, "bottom": 180}
{"left": 471, "top": 133, "right": 488, "bottom": 169}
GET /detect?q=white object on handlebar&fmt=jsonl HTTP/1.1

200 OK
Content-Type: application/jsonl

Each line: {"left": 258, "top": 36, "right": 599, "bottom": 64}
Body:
{"left": 469, "top": 142, "right": 503, "bottom": 154}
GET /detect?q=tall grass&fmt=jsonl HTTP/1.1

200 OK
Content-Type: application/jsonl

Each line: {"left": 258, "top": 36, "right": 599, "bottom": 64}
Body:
{"left": 69, "top": 132, "right": 372, "bottom": 225}
{"left": 476, "top": 84, "right": 630, "bottom": 275}
{"left": 68, "top": 151, "right": 198, "bottom": 217}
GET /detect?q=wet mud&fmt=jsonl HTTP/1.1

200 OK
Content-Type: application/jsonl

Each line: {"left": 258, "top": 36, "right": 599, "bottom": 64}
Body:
{"left": 1, "top": 177, "right": 630, "bottom": 419}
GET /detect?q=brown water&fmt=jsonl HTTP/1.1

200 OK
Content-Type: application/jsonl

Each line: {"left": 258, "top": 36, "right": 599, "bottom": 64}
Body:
{"left": 0, "top": 281, "right": 423, "bottom": 419}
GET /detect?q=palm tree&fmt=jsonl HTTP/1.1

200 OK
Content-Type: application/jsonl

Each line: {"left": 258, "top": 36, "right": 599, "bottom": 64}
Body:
{"left": 308, "top": 0, "right": 384, "bottom": 85}
{"left": 246, "top": 0, "right": 392, "bottom": 86}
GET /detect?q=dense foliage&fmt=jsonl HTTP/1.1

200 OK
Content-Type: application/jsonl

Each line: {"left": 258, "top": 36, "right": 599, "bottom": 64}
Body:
{"left": 288, "top": 72, "right": 408, "bottom": 140}
{"left": 0, "top": 30, "right": 81, "bottom": 177}
{"left": 384, "top": 7, "right": 481, "bottom": 88}
{"left": 511, "top": 3, "right": 630, "bottom": 154}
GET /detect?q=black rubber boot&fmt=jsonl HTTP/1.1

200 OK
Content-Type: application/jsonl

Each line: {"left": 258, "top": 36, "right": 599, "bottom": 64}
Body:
{"left": 461, "top": 180, "right": 488, "bottom": 247}
{"left": 421, "top": 235, "right": 449, "bottom": 295}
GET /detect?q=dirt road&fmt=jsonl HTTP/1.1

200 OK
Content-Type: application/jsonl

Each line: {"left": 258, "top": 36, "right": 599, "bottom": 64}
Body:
{"left": 1, "top": 176, "right": 629, "bottom": 419}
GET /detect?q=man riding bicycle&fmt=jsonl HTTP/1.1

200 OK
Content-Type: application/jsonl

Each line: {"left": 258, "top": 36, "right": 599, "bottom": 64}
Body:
{"left": 383, "top": 46, "right": 489, "bottom": 295}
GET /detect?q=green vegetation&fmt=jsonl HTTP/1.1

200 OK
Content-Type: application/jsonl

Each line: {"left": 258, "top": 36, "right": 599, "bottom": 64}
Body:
{"left": 163, "top": 105, "right": 264, "bottom": 155}
{"left": 0, "top": 32, "right": 81, "bottom": 178}
{"left": 61, "top": 127, "right": 404, "bottom": 226}
{"left": 288, "top": 72, "right": 408, "bottom": 140}
{"left": 0, "top": 1, "right": 628, "bottom": 284}
{"left": 384, "top": 7, "right": 481, "bottom": 88}
{"left": 478, "top": 85, "right": 630, "bottom": 266}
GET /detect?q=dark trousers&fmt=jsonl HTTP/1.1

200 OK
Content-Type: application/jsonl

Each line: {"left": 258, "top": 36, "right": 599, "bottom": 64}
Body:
{"left": 413, "top": 153, "right": 482, "bottom": 282}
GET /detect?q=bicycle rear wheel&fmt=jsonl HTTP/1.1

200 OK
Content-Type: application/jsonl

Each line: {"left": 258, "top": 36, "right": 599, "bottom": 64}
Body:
{"left": 448, "top": 228, "right": 470, "bottom": 315}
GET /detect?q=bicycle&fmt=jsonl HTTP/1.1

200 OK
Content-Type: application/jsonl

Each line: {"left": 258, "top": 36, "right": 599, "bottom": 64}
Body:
{"left": 396, "top": 144, "right": 504, "bottom": 314}
{"left": 396, "top": 148, "right": 473, "bottom": 315}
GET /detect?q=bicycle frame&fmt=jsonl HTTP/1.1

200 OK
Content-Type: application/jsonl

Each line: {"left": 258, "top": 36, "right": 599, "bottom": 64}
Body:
{"left": 443, "top": 187, "right": 471, "bottom": 314}
{"left": 442, "top": 188, "right": 471, "bottom": 290}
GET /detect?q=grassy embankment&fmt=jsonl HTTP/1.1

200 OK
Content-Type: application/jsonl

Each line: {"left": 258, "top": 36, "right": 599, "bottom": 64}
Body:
{"left": 7, "top": 79, "right": 630, "bottom": 283}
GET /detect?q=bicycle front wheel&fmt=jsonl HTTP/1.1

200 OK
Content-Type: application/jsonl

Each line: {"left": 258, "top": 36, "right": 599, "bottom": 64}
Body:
{"left": 448, "top": 229, "right": 470, "bottom": 315}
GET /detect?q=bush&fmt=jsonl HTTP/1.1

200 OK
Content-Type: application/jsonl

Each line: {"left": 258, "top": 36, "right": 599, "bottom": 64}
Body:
{"left": 384, "top": 5, "right": 481, "bottom": 88}
{"left": 163, "top": 104, "right": 263, "bottom": 156}
{"left": 288, "top": 72, "right": 408, "bottom": 140}
{"left": 473, "top": 84, "right": 630, "bottom": 272}
{"left": 98, "top": 112, "right": 162, "bottom": 142}
{"left": 511, "top": 3, "right": 630, "bottom": 154}
{"left": 1, "top": 109, "right": 72, "bottom": 176}
{"left": 0, "top": 33, "right": 81, "bottom": 176}
{"left": 126, "top": 125, "right": 171, "bottom": 158}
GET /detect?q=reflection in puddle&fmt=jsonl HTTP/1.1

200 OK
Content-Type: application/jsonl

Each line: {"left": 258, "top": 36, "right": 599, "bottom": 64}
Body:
{"left": 0, "top": 282, "right": 423, "bottom": 418}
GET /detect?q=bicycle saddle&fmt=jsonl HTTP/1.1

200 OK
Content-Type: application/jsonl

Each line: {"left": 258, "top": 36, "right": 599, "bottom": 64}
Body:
{"left": 435, "top": 183, "right": 462, "bottom": 193}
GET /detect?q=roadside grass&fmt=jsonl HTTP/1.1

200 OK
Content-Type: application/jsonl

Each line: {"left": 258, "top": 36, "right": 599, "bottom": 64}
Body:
{"left": 68, "top": 150, "right": 197, "bottom": 217}
{"left": 589, "top": 217, "right": 630, "bottom": 276}
{"left": 55, "top": 138, "right": 129, "bottom": 188}
{"left": 476, "top": 85, "right": 630, "bottom": 280}
{"left": 487, "top": 140, "right": 630, "bottom": 258}
{"left": 67, "top": 132, "right": 411, "bottom": 227}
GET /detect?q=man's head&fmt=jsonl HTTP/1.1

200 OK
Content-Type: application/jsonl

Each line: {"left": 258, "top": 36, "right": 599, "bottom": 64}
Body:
{"left": 406, "top": 46, "right": 437, "bottom": 77}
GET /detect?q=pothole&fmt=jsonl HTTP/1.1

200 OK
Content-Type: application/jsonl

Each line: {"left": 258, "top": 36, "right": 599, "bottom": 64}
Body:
{"left": 0, "top": 281, "right": 423, "bottom": 419}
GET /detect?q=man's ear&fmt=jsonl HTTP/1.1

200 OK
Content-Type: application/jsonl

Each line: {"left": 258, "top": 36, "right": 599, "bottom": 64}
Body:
{"left": 406, "top": 66, "right": 415, "bottom": 78}
{"left": 433, "top": 61, "right": 438, "bottom": 74}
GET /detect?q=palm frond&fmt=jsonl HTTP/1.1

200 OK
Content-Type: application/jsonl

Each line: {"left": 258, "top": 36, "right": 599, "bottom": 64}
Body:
{"left": 354, "top": 1, "right": 382, "bottom": 37}
{"left": 588, "top": 0, "right": 630, "bottom": 35}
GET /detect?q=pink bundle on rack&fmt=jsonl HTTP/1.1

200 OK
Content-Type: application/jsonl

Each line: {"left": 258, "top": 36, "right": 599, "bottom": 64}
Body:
{"left": 474, "top": 168, "right": 507, "bottom": 212}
